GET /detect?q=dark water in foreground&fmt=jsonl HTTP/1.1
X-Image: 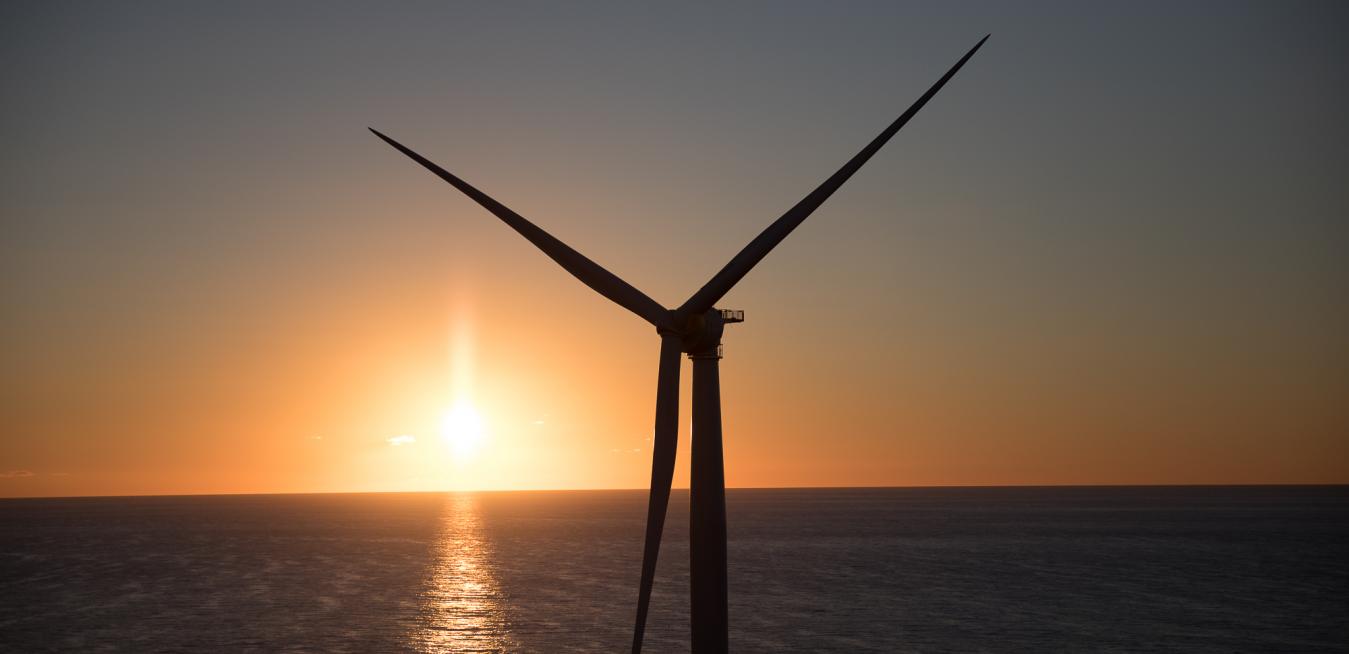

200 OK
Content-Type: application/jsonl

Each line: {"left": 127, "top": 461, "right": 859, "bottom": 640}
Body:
{"left": 2, "top": 486, "right": 1346, "bottom": 652}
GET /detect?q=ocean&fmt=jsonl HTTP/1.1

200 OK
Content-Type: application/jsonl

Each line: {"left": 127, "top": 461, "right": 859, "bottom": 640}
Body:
{"left": 2, "top": 486, "right": 1346, "bottom": 652}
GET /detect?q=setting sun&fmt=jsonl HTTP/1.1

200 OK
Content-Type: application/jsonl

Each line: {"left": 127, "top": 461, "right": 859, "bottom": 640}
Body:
{"left": 440, "top": 402, "right": 486, "bottom": 460}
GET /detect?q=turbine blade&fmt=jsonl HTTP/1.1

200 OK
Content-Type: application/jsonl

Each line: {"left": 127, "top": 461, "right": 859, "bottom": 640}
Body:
{"left": 370, "top": 128, "right": 674, "bottom": 331}
{"left": 632, "top": 334, "right": 682, "bottom": 654}
{"left": 675, "top": 35, "right": 989, "bottom": 320}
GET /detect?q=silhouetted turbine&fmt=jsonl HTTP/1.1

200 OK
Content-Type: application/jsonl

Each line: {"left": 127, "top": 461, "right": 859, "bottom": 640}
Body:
{"left": 372, "top": 34, "right": 986, "bottom": 654}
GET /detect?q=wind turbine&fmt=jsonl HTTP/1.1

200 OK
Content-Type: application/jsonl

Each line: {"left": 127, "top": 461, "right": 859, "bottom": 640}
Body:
{"left": 371, "top": 35, "right": 987, "bottom": 654}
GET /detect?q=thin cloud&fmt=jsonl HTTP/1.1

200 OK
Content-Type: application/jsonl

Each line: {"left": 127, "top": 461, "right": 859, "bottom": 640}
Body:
{"left": 0, "top": 470, "right": 35, "bottom": 478}
{"left": 388, "top": 435, "right": 416, "bottom": 446}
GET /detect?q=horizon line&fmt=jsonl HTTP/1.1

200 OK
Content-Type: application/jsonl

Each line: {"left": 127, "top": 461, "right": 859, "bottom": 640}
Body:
{"left": 4, "top": 481, "right": 1346, "bottom": 501}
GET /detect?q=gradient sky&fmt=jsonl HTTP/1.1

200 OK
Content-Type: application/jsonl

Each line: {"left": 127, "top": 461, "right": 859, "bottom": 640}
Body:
{"left": 2, "top": 1, "right": 1346, "bottom": 497}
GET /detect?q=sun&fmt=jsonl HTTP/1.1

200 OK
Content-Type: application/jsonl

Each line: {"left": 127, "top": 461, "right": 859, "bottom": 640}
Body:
{"left": 440, "top": 401, "right": 486, "bottom": 460}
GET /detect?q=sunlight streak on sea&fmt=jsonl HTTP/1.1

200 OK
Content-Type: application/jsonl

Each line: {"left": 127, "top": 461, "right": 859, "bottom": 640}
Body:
{"left": 411, "top": 494, "right": 514, "bottom": 652}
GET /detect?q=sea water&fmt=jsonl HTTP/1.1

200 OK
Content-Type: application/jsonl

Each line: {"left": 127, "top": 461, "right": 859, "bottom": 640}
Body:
{"left": 2, "top": 486, "right": 1346, "bottom": 652}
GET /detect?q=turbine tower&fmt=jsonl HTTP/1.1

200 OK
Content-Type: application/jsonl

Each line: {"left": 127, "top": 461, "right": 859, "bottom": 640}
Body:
{"left": 372, "top": 35, "right": 987, "bottom": 654}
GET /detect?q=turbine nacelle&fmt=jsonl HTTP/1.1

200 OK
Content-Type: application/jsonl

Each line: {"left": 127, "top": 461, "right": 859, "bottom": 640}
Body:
{"left": 672, "top": 308, "right": 743, "bottom": 357}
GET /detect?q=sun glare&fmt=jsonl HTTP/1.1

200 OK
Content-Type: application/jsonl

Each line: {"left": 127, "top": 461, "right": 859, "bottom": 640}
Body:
{"left": 440, "top": 402, "right": 486, "bottom": 460}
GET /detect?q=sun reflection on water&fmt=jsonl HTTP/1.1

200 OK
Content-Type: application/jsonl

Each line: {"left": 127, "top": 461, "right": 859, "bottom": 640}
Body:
{"left": 411, "top": 493, "right": 514, "bottom": 652}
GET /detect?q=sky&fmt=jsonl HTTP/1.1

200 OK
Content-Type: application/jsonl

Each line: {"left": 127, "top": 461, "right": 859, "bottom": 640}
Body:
{"left": 2, "top": 1, "right": 1346, "bottom": 497}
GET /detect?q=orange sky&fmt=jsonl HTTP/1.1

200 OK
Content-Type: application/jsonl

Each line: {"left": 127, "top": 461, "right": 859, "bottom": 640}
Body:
{"left": 2, "top": 2, "right": 1346, "bottom": 497}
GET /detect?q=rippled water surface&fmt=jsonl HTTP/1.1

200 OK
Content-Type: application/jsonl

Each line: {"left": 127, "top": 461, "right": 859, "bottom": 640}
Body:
{"left": 2, "top": 486, "right": 1346, "bottom": 652}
